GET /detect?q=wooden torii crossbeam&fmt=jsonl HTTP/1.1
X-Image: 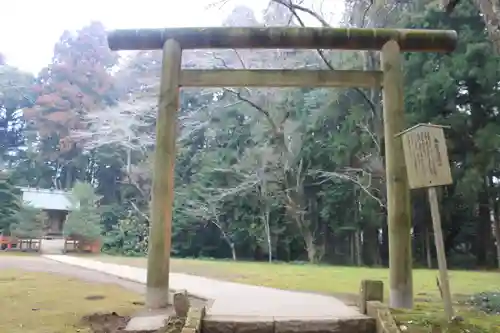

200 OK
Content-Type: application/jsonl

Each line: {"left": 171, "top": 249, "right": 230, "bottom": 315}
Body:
{"left": 107, "top": 27, "right": 457, "bottom": 310}
{"left": 108, "top": 27, "right": 457, "bottom": 52}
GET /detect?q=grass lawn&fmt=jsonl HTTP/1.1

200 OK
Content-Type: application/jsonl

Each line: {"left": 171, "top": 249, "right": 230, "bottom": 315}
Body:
{"left": 91, "top": 255, "right": 500, "bottom": 332}
{"left": 0, "top": 269, "right": 142, "bottom": 333}
{"left": 92, "top": 255, "right": 499, "bottom": 300}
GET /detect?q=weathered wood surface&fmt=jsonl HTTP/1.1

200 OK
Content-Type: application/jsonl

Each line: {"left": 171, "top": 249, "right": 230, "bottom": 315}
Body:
{"left": 359, "top": 281, "right": 402, "bottom": 333}
{"left": 366, "top": 301, "right": 402, "bottom": 333}
{"left": 182, "top": 306, "right": 205, "bottom": 333}
{"left": 428, "top": 187, "right": 454, "bottom": 320}
{"left": 108, "top": 27, "right": 457, "bottom": 52}
{"left": 399, "top": 124, "right": 453, "bottom": 189}
{"left": 381, "top": 40, "right": 413, "bottom": 309}
{"left": 174, "top": 290, "right": 191, "bottom": 318}
{"left": 180, "top": 69, "right": 383, "bottom": 88}
{"left": 146, "top": 38, "right": 182, "bottom": 309}
{"left": 359, "top": 280, "right": 384, "bottom": 314}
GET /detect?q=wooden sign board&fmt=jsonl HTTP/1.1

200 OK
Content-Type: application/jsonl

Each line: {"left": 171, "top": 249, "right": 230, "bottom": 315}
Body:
{"left": 398, "top": 124, "right": 453, "bottom": 189}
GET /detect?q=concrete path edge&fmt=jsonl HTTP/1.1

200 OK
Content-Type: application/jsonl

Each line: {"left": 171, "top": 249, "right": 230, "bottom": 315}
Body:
{"left": 42, "top": 255, "right": 368, "bottom": 321}
{"left": 42, "top": 255, "right": 212, "bottom": 304}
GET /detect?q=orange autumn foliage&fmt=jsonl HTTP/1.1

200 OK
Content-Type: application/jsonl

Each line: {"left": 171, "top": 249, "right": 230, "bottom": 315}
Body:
{"left": 24, "top": 21, "right": 118, "bottom": 156}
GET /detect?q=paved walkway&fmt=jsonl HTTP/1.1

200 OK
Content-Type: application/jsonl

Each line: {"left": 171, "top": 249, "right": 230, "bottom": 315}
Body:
{"left": 0, "top": 256, "right": 145, "bottom": 294}
{"left": 43, "top": 255, "right": 365, "bottom": 321}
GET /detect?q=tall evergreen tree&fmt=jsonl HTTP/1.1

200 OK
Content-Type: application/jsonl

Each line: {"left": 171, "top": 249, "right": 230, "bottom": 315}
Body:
{"left": 0, "top": 172, "right": 20, "bottom": 234}
{"left": 404, "top": 1, "right": 500, "bottom": 267}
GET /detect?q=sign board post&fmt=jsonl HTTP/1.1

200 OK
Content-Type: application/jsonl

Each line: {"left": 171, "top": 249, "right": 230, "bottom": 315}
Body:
{"left": 397, "top": 123, "right": 454, "bottom": 320}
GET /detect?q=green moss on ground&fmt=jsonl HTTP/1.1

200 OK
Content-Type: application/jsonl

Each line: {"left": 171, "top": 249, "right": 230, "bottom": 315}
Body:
{"left": 392, "top": 300, "right": 500, "bottom": 333}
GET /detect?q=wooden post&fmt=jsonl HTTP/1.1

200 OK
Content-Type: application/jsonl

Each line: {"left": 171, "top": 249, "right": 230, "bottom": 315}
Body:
{"left": 381, "top": 40, "right": 413, "bottom": 309}
{"left": 428, "top": 187, "right": 454, "bottom": 320}
{"left": 398, "top": 123, "right": 454, "bottom": 318}
{"left": 359, "top": 280, "right": 384, "bottom": 314}
{"left": 173, "top": 290, "right": 190, "bottom": 317}
{"left": 146, "top": 38, "right": 182, "bottom": 309}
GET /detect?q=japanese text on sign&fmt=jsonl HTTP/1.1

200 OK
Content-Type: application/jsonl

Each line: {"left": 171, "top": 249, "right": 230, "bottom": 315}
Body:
{"left": 400, "top": 124, "right": 453, "bottom": 189}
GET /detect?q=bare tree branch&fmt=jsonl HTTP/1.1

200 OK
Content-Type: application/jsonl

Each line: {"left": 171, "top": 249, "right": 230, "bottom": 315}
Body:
{"left": 272, "top": 0, "right": 331, "bottom": 27}
{"left": 71, "top": 99, "right": 156, "bottom": 152}
{"left": 309, "top": 169, "right": 385, "bottom": 208}
{"left": 223, "top": 87, "right": 280, "bottom": 135}
{"left": 130, "top": 201, "right": 150, "bottom": 221}
{"left": 212, "top": 176, "right": 261, "bottom": 200}
{"left": 272, "top": 0, "right": 377, "bottom": 114}
{"left": 357, "top": 122, "right": 381, "bottom": 154}
{"left": 205, "top": 0, "right": 232, "bottom": 10}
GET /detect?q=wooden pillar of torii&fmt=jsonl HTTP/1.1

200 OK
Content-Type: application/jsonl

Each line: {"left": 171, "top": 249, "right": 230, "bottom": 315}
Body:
{"left": 106, "top": 27, "right": 457, "bottom": 310}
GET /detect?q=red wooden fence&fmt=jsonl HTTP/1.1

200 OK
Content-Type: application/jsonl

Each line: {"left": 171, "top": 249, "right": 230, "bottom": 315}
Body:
{"left": 0, "top": 235, "right": 41, "bottom": 251}
{"left": 63, "top": 237, "right": 101, "bottom": 253}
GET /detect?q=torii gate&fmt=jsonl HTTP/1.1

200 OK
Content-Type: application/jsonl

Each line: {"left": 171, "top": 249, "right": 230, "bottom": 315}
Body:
{"left": 107, "top": 27, "right": 457, "bottom": 310}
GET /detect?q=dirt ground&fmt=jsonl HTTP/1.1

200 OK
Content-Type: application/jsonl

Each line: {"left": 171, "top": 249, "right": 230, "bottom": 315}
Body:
{"left": 0, "top": 255, "right": 156, "bottom": 332}
{"left": 82, "top": 312, "right": 154, "bottom": 333}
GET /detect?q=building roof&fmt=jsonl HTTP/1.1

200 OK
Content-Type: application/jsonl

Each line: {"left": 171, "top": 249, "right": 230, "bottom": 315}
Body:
{"left": 19, "top": 187, "right": 79, "bottom": 211}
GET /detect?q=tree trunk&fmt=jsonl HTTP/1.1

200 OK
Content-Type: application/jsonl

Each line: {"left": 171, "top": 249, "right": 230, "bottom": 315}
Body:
{"left": 487, "top": 175, "right": 500, "bottom": 268}
{"left": 213, "top": 216, "right": 237, "bottom": 261}
{"left": 380, "top": 224, "right": 389, "bottom": 266}
{"left": 304, "top": 231, "right": 318, "bottom": 263}
{"left": 229, "top": 242, "right": 237, "bottom": 261}
{"left": 355, "top": 230, "right": 363, "bottom": 266}
{"left": 489, "top": 206, "right": 500, "bottom": 268}
{"left": 425, "top": 227, "right": 433, "bottom": 269}
{"left": 351, "top": 232, "right": 356, "bottom": 265}
{"left": 476, "top": 187, "right": 493, "bottom": 267}
{"left": 126, "top": 146, "right": 132, "bottom": 174}
{"left": 221, "top": 231, "right": 237, "bottom": 261}
{"left": 284, "top": 173, "right": 323, "bottom": 263}
{"left": 472, "top": 0, "right": 500, "bottom": 53}
{"left": 363, "top": 225, "right": 381, "bottom": 266}
{"left": 262, "top": 207, "right": 272, "bottom": 263}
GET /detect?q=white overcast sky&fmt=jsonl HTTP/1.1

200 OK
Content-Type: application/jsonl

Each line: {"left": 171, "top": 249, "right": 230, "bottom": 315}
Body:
{"left": 0, "top": 0, "right": 341, "bottom": 75}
